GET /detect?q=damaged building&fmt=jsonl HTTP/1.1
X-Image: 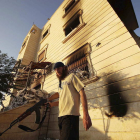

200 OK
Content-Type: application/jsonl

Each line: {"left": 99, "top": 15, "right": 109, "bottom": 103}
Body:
{"left": 0, "top": 0, "right": 140, "bottom": 140}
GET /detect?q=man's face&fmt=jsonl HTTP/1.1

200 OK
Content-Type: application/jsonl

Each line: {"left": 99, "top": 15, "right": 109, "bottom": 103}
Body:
{"left": 55, "top": 67, "right": 64, "bottom": 77}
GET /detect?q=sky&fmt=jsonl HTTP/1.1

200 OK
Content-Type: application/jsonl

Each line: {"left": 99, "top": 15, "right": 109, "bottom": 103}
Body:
{"left": 0, "top": 0, "right": 140, "bottom": 60}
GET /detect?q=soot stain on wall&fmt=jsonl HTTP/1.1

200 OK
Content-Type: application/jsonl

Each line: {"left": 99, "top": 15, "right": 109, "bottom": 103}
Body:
{"left": 105, "top": 79, "right": 128, "bottom": 117}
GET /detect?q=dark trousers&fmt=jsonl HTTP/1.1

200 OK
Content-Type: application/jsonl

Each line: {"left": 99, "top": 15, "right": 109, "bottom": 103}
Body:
{"left": 58, "top": 115, "right": 79, "bottom": 140}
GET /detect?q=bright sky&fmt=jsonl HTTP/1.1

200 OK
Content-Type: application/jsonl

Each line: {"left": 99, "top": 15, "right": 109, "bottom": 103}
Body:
{"left": 0, "top": 0, "right": 140, "bottom": 60}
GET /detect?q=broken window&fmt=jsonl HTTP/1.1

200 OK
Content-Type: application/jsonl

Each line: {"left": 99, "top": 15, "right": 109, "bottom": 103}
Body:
{"left": 64, "top": 16, "right": 80, "bottom": 36}
{"left": 64, "top": 43, "right": 93, "bottom": 81}
{"left": 68, "top": 57, "right": 89, "bottom": 79}
{"left": 62, "top": 9, "right": 85, "bottom": 43}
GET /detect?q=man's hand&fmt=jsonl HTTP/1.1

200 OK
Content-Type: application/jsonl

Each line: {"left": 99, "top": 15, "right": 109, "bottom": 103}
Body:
{"left": 79, "top": 88, "right": 92, "bottom": 131}
{"left": 48, "top": 102, "right": 53, "bottom": 108}
{"left": 48, "top": 92, "right": 59, "bottom": 101}
{"left": 83, "top": 113, "right": 92, "bottom": 131}
{"left": 47, "top": 101, "right": 59, "bottom": 108}
{"left": 44, "top": 92, "right": 59, "bottom": 107}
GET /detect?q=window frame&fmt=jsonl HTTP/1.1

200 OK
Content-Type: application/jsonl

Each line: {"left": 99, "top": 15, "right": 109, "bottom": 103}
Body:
{"left": 40, "top": 24, "right": 51, "bottom": 44}
{"left": 30, "top": 27, "right": 37, "bottom": 34}
{"left": 38, "top": 44, "right": 48, "bottom": 62}
{"left": 62, "top": 0, "right": 80, "bottom": 18}
{"left": 62, "top": 9, "right": 86, "bottom": 43}
{"left": 62, "top": 43, "right": 98, "bottom": 85}
{"left": 30, "top": 29, "right": 36, "bottom": 34}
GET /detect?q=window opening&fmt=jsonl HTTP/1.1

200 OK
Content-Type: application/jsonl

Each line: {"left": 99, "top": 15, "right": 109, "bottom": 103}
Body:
{"left": 42, "top": 30, "right": 48, "bottom": 39}
{"left": 31, "top": 29, "right": 35, "bottom": 33}
{"left": 68, "top": 57, "right": 89, "bottom": 79}
{"left": 65, "top": 44, "right": 91, "bottom": 80}
{"left": 64, "top": 16, "right": 80, "bottom": 36}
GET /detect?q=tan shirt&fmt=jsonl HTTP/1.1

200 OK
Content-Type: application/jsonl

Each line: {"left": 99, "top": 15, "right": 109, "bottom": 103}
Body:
{"left": 58, "top": 73, "right": 85, "bottom": 117}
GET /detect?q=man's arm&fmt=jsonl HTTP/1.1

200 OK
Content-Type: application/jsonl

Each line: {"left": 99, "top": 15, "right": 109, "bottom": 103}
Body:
{"left": 79, "top": 88, "right": 92, "bottom": 131}
{"left": 48, "top": 92, "right": 59, "bottom": 101}
{"left": 48, "top": 92, "right": 59, "bottom": 108}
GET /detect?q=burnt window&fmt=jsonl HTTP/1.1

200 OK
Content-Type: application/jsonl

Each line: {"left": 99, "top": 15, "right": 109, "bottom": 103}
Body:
{"left": 64, "top": 16, "right": 80, "bottom": 36}
{"left": 63, "top": 0, "right": 80, "bottom": 18}
{"left": 68, "top": 57, "right": 89, "bottom": 80}
{"left": 64, "top": 43, "right": 92, "bottom": 80}
{"left": 38, "top": 50, "right": 45, "bottom": 62}
{"left": 42, "top": 30, "right": 48, "bottom": 39}
{"left": 65, "top": 0, "right": 76, "bottom": 13}
{"left": 62, "top": 9, "right": 85, "bottom": 43}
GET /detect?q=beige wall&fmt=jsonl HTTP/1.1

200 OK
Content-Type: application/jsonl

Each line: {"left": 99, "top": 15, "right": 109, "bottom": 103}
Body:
{"left": 17, "top": 25, "right": 41, "bottom": 66}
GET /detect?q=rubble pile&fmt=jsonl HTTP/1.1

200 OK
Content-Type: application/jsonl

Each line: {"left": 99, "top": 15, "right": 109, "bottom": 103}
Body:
{"left": 5, "top": 88, "right": 48, "bottom": 111}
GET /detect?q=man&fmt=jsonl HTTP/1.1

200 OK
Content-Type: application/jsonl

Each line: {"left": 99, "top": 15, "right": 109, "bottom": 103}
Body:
{"left": 48, "top": 62, "right": 92, "bottom": 140}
